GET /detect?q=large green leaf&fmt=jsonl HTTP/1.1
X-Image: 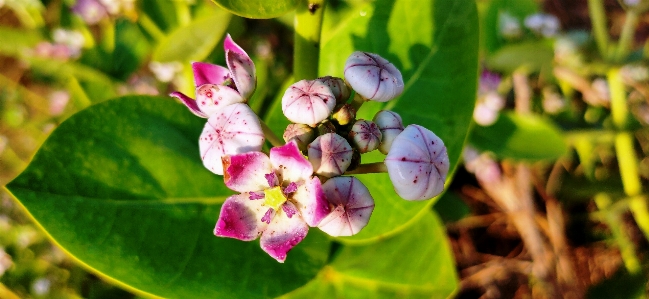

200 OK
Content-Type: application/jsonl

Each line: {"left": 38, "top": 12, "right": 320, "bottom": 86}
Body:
{"left": 152, "top": 8, "right": 231, "bottom": 63}
{"left": 6, "top": 96, "right": 330, "bottom": 298}
{"left": 279, "top": 211, "right": 459, "bottom": 299}
{"left": 318, "top": 0, "right": 479, "bottom": 242}
{"left": 211, "top": 0, "right": 296, "bottom": 19}
{"left": 469, "top": 112, "right": 568, "bottom": 161}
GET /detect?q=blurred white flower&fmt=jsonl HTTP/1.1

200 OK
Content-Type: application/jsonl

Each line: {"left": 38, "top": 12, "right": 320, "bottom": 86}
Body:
{"left": 48, "top": 90, "right": 70, "bottom": 116}
{"left": 31, "top": 278, "right": 51, "bottom": 296}
{"left": 524, "top": 13, "right": 560, "bottom": 37}
{"left": 621, "top": 64, "right": 649, "bottom": 82}
{"left": 0, "top": 135, "right": 7, "bottom": 156}
{"left": 498, "top": 11, "right": 522, "bottom": 39}
{"left": 542, "top": 88, "right": 566, "bottom": 114}
{"left": 624, "top": 0, "right": 641, "bottom": 6}
{"left": 592, "top": 78, "right": 611, "bottom": 104}
{"left": 0, "top": 247, "right": 12, "bottom": 277}
{"left": 149, "top": 61, "right": 183, "bottom": 83}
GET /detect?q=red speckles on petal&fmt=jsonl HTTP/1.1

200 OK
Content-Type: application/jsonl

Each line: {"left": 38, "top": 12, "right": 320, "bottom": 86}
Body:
{"left": 282, "top": 80, "right": 336, "bottom": 127}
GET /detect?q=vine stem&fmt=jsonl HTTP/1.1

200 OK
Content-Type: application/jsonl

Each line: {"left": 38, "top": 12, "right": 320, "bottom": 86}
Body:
{"left": 294, "top": 0, "right": 326, "bottom": 81}
{"left": 344, "top": 162, "right": 387, "bottom": 175}
{"left": 587, "top": 0, "right": 611, "bottom": 60}
{"left": 615, "top": 10, "right": 640, "bottom": 62}
{"left": 607, "top": 68, "right": 649, "bottom": 245}
{"left": 260, "top": 120, "right": 284, "bottom": 147}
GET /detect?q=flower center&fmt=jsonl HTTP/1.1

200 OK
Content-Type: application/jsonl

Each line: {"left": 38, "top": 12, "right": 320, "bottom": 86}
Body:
{"left": 263, "top": 186, "right": 287, "bottom": 211}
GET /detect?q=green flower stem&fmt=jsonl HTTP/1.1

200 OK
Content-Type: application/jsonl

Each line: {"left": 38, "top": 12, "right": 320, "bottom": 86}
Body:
{"left": 99, "top": 18, "right": 115, "bottom": 53}
{"left": 345, "top": 162, "right": 388, "bottom": 175}
{"left": 588, "top": 0, "right": 611, "bottom": 60}
{"left": 294, "top": 0, "right": 326, "bottom": 81}
{"left": 615, "top": 11, "right": 640, "bottom": 62}
{"left": 350, "top": 93, "right": 366, "bottom": 112}
{"left": 174, "top": 0, "right": 191, "bottom": 27}
{"left": 608, "top": 68, "right": 649, "bottom": 241}
{"left": 138, "top": 13, "right": 165, "bottom": 42}
{"left": 594, "top": 193, "right": 641, "bottom": 273}
{"left": 260, "top": 120, "right": 284, "bottom": 147}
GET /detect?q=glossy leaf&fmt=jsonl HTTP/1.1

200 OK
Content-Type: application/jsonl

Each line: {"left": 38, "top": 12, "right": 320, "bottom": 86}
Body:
{"left": 6, "top": 96, "right": 329, "bottom": 298}
{"left": 318, "top": 0, "right": 479, "bottom": 242}
{"left": 469, "top": 112, "right": 568, "bottom": 161}
{"left": 280, "top": 211, "right": 459, "bottom": 299}
{"left": 152, "top": 8, "right": 231, "bottom": 62}
{"left": 211, "top": 0, "right": 296, "bottom": 19}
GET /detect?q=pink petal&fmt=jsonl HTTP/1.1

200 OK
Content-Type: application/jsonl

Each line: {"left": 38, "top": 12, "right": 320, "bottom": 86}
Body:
{"left": 260, "top": 207, "right": 309, "bottom": 263}
{"left": 226, "top": 51, "right": 256, "bottom": 100}
{"left": 307, "top": 133, "right": 353, "bottom": 178}
{"left": 223, "top": 34, "right": 247, "bottom": 57}
{"left": 344, "top": 51, "right": 404, "bottom": 102}
{"left": 199, "top": 103, "right": 265, "bottom": 175}
{"left": 385, "top": 125, "right": 449, "bottom": 200}
{"left": 195, "top": 84, "right": 245, "bottom": 116}
{"left": 192, "top": 62, "right": 230, "bottom": 87}
{"left": 214, "top": 193, "right": 269, "bottom": 241}
{"left": 317, "top": 176, "right": 375, "bottom": 237}
{"left": 223, "top": 151, "right": 273, "bottom": 193}
{"left": 290, "top": 177, "right": 330, "bottom": 227}
{"left": 170, "top": 91, "right": 208, "bottom": 118}
{"left": 282, "top": 80, "right": 336, "bottom": 127}
{"left": 269, "top": 140, "right": 313, "bottom": 184}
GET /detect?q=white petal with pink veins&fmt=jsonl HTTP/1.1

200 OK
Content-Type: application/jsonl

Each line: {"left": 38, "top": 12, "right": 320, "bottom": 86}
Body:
{"left": 195, "top": 84, "right": 245, "bottom": 117}
{"left": 224, "top": 34, "right": 256, "bottom": 99}
{"left": 222, "top": 151, "right": 273, "bottom": 193}
{"left": 385, "top": 125, "right": 449, "bottom": 200}
{"left": 269, "top": 140, "right": 313, "bottom": 184}
{"left": 214, "top": 193, "right": 269, "bottom": 241}
{"left": 260, "top": 207, "right": 309, "bottom": 263}
{"left": 318, "top": 177, "right": 375, "bottom": 237}
{"left": 344, "top": 51, "right": 404, "bottom": 102}
{"left": 290, "top": 177, "right": 329, "bottom": 227}
{"left": 199, "top": 103, "right": 265, "bottom": 175}
{"left": 282, "top": 80, "right": 336, "bottom": 127}
{"left": 308, "top": 133, "right": 353, "bottom": 178}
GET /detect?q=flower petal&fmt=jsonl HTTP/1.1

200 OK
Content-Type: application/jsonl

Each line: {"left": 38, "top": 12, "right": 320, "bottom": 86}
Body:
{"left": 170, "top": 91, "right": 208, "bottom": 118}
{"left": 214, "top": 193, "right": 269, "bottom": 241}
{"left": 317, "top": 177, "right": 375, "bottom": 237}
{"left": 344, "top": 51, "right": 404, "bottom": 102}
{"left": 270, "top": 140, "right": 313, "bottom": 184}
{"left": 223, "top": 151, "right": 273, "bottom": 193}
{"left": 192, "top": 62, "right": 230, "bottom": 86}
{"left": 260, "top": 208, "right": 309, "bottom": 263}
{"left": 307, "top": 133, "right": 353, "bottom": 178}
{"left": 282, "top": 80, "right": 336, "bottom": 127}
{"left": 291, "top": 177, "right": 329, "bottom": 227}
{"left": 224, "top": 34, "right": 256, "bottom": 99}
{"left": 199, "top": 103, "right": 265, "bottom": 175}
{"left": 385, "top": 125, "right": 449, "bottom": 200}
{"left": 195, "top": 84, "right": 245, "bottom": 116}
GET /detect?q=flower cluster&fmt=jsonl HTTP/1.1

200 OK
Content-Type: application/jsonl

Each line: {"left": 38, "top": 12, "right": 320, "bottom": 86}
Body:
{"left": 171, "top": 37, "right": 450, "bottom": 262}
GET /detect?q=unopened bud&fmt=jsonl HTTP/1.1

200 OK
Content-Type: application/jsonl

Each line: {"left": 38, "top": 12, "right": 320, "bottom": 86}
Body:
{"left": 308, "top": 133, "right": 353, "bottom": 178}
{"left": 344, "top": 51, "right": 404, "bottom": 102}
{"left": 331, "top": 103, "right": 356, "bottom": 126}
{"left": 283, "top": 124, "right": 316, "bottom": 151}
{"left": 349, "top": 120, "right": 381, "bottom": 153}
{"left": 317, "top": 76, "right": 351, "bottom": 104}
{"left": 373, "top": 110, "right": 404, "bottom": 154}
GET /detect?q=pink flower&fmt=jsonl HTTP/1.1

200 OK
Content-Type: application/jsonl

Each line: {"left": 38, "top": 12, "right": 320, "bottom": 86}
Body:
{"left": 171, "top": 34, "right": 256, "bottom": 118}
{"left": 214, "top": 141, "right": 330, "bottom": 263}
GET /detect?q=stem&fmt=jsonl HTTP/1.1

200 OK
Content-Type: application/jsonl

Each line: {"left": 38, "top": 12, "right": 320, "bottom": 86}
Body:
{"left": 594, "top": 193, "right": 641, "bottom": 274}
{"left": 260, "top": 120, "right": 284, "bottom": 147}
{"left": 174, "top": 0, "right": 191, "bottom": 27}
{"left": 344, "top": 162, "right": 387, "bottom": 175}
{"left": 588, "top": 0, "right": 611, "bottom": 59}
{"left": 100, "top": 18, "right": 115, "bottom": 53}
{"left": 138, "top": 13, "right": 165, "bottom": 42}
{"left": 294, "top": 0, "right": 326, "bottom": 81}
{"left": 608, "top": 69, "right": 649, "bottom": 242}
{"left": 350, "top": 93, "right": 365, "bottom": 111}
{"left": 615, "top": 11, "right": 639, "bottom": 62}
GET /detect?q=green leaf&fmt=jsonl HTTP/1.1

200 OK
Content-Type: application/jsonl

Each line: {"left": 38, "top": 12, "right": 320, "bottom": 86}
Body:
{"left": 6, "top": 96, "right": 329, "bottom": 298}
{"left": 319, "top": 0, "right": 479, "bottom": 243}
{"left": 470, "top": 112, "right": 568, "bottom": 161}
{"left": 280, "top": 211, "right": 459, "bottom": 299}
{"left": 152, "top": 8, "right": 231, "bottom": 62}
{"left": 485, "top": 40, "right": 554, "bottom": 73}
{"left": 211, "top": 0, "right": 296, "bottom": 19}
